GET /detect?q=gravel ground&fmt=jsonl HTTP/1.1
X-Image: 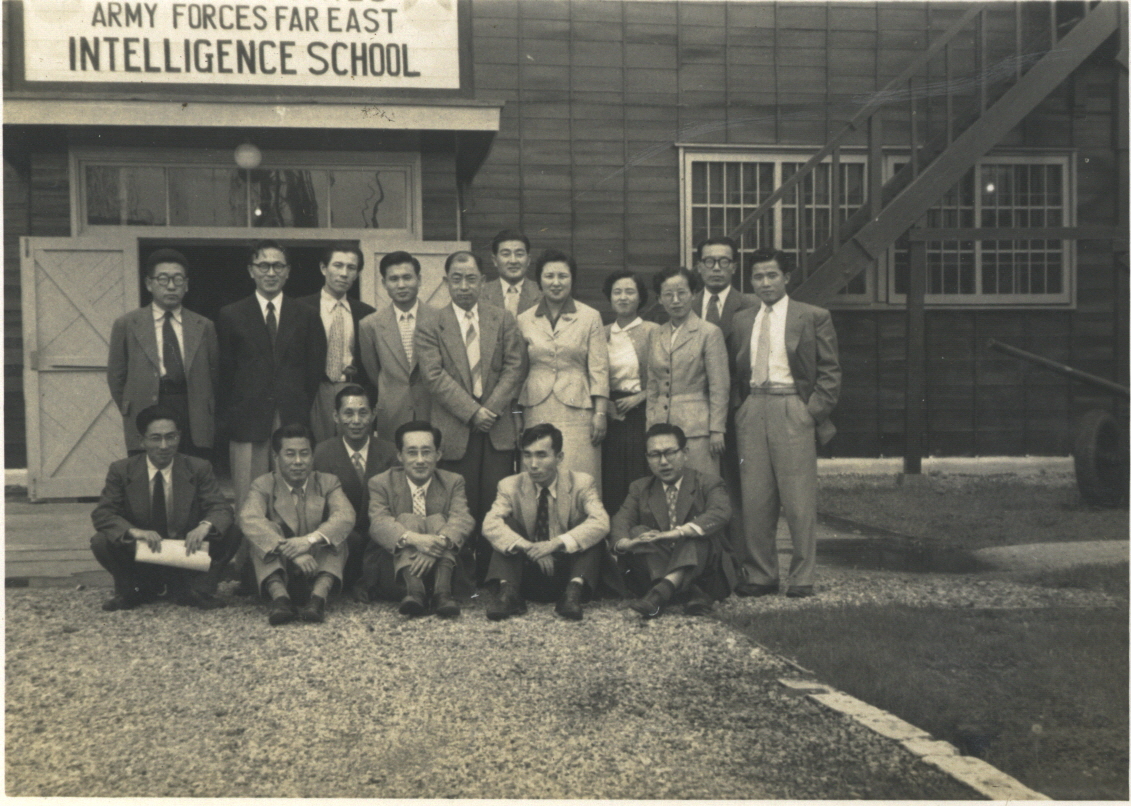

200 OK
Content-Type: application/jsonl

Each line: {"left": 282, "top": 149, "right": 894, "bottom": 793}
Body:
{"left": 6, "top": 584, "right": 981, "bottom": 800}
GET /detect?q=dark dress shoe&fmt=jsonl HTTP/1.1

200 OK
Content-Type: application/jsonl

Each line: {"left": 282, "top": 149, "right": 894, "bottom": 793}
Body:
{"left": 786, "top": 585, "right": 814, "bottom": 598}
{"left": 627, "top": 596, "right": 662, "bottom": 619}
{"left": 102, "top": 592, "right": 141, "bottom": 612}
{"left": 350, "top": 583, "right": 372, "bottom": 604}
{"left": 299, "top": 594, "right": 327, "bottom": 622}
{"left": 398, "top": 594, "right": 426, "bottom": 616}
{"left": 176, "top": 590, "right": 227, "bottom": 610}
{"left": 555, "top": 580, "right": 584, "bottom": 621}
{"left": 734, "top": 582, "right": 780, "bottom": 597}
{"left": 268, "top": 596, "right": 297, "bottom": 626}
{"left": 485, "top": 582, "right": 525, "bottom": 621}
{"left": 433, "top": 592, "right": 461, "bottom": 618}
{"left": 684, "top": 584, "right": 714, "bottom": 616}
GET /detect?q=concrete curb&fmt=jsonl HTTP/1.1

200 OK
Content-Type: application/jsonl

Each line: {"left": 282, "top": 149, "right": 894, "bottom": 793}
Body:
{"left": 778, "top": 677, "right": 1050, "bottom": 801}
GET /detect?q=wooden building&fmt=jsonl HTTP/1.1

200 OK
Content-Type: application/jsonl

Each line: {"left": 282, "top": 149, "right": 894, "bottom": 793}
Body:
{"left": 4, "top": 1, "right": 1128, "bottom": 499}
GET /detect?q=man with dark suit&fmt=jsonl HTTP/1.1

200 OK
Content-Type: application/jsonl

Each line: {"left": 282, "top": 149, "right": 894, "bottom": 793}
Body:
{"left": 311, "top": 384, "right": 394, "bottom": 598}
{"left": 217, "top": 240, "right": 326, "bottom": 508}
{"left": 107, "top": 249, "right": 218, "bottom": 459}
{"left": 297, "top": 242, "right": 377, "bottom": 445}
{"left": 368, "top": 421, "right": 475, "bottom": 618}
{"left": 611, "top": 423, "right": 730, "bottom": 619}
{"left": 480, "top": 229, "right": 542, "bottom": 317}
{"left": 358, "top": 251, "right": 433, "bottom": 457}
{"left": 729, "top": 248, "right": 841, "bottom": 598}
{"left": 240, "top": 423, "right": 356, "bottom": 625}
{"left": 481, "top": 423, "right": 610, "bottom": 622}
{"left": 90, "top": 404, "right": 236, "bottom": 611}
{"left": 415, "top": 250, "right": 529, "bottom": 580}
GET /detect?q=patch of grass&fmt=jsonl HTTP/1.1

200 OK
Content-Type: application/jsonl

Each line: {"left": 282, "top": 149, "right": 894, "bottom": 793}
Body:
{"left": 720, "top": 604, "right": 1129, "bottom": 801}
{"left": 819, "top": 477, "right": 1129, "bottom": 549}
{"left": 1016, "top": 562, "right": 1130, "bottom": 596}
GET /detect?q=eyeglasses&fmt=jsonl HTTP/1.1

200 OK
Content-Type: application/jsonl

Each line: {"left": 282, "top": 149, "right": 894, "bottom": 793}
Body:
{"left": 144, "top": 432, "right": 180, "bottom": 446}
{"left": 151, "top": 274, "right": 187, "bottom": 288}
{"left": 646, "top": 448, "right": 683, "bottom": 461}
{"left": 660, "top": 290, "right": 692, "bottom": 302}
{"left": 251, "top": 262, "right": 289, "bottom": 274}
{"left": 700, "top": 257, "right": 734, "bottom": 269}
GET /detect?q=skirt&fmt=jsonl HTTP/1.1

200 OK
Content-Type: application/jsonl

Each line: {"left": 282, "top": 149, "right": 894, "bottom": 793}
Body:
{"left": 524, "top": 395, "right": 601, "bottom": 488}
{"left": 601, "top": 391, "right": 649, "bottom": 516}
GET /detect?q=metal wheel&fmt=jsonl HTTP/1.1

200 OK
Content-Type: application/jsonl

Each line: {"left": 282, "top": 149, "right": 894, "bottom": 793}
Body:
{"left": 1072, "top": 409, "right": 1128, "bottom": 506}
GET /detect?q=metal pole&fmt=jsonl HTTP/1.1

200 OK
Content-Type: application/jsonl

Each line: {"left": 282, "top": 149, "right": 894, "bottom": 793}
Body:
{"left": 905, "top": 239, "right": 928, "bottom": 473}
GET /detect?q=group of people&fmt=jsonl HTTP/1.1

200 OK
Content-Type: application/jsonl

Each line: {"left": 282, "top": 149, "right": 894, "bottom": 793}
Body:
{"left": 93, "top": 230, "right": 841, "bottom": 624}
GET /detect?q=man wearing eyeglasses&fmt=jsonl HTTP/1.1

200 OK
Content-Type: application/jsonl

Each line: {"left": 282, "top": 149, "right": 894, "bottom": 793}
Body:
{"left": 610, "top": 423, "right": 729, "bottom": 619}
{"left": 108, "top": 248, "right": 219, "bottom": 460}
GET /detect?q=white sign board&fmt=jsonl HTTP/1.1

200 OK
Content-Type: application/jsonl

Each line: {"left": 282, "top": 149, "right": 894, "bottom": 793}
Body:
{"left": 22, "top": 0, "right": 461, "bottom": 89}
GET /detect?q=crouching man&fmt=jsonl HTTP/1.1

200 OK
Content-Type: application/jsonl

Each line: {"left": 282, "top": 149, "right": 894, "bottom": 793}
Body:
{"left": 612, "top": 423, "right": 731, "bottom": 618}
{"left": 90, "top": 405, "right": 236, "bottom": 611}
{"left": 481, "top": 423, "right": 609, "bottom": 621}
{"left": 239, "top": 423, "right": 355, "bottom": 625}
{"left": 367, "top": 421, "right": 474, "bottom": 617}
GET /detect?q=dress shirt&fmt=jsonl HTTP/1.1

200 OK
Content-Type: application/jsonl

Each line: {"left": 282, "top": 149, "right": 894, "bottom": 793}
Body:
{"left": 343, "top": 437, "right": 370, "bottom": 470}
{"left": 395, "top": 300, "right": 420, "bottom": 364}
{"left": 255, "top": 291, "right": 283, "bottom": 323}
{"left": 662, "top": 475, "right": 704, "bottom": 537}
{"left": 700, "top": 285, "right": 732, "bottom": 320}
{"left": 152, "top": 305, "right": 183, "bottom": 378}
{"left": 749, "top": 296, "right": 795, "bottom": 386}
{"left": 455, "top": 302, "right": 480, "bottom": 344}
{"left": 503, "top": 281, "right": 522, "bottom": 317}
{"left": 320, "top": 290, "right": 355, "bottom": 381}
{"left": 608, "top": 318, "right": 643, "bottom": 394}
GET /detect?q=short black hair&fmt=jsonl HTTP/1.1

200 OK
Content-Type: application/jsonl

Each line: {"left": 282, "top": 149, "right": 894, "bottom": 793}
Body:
{"left": 645, "top": 422, "right": 688, "bottom": 450}
{"left": 696, "top": 236, "right": 739, "bottom": 261}
{"left": 136, "top": 404, "right": 182, "bottom": 437}
{"left": 602, "top": 270, "right": 649, "bottom": 308}
{"left": 272, "top": 423, "right": 313, "bottom": 454}
{"left": 379, "top": 250, "right": 421, "bottom": 278}
{"left": 250, "top": 240, "right": 289, "bottom": 266}
{"left": 521, "top": 423, "right": 563, "bottom": 454}
{"left": 491, "top": 229, "right": 530, "bottom": 254}
{"left": 445, "top": 250, "right": 482, "bottom": 274}
{"left": 334, "top": 383, "right": 373, "bottom": 411}
{"left": 320, "top": 241, "right": 364, "bottom": 273}
{"left": 533, "top": 249, "right": 577, "bottom": 285}
{"left": 652, "top": 265, "right": 702, "bottom": 296}
{"left": 395, "top": 420, "right": 442, "bottom": 451}
{"left": 747, "top": 247, "right": 792, "bottom": 278}
{"left": 144, "top": 248, "right": 190, "bottom": 278}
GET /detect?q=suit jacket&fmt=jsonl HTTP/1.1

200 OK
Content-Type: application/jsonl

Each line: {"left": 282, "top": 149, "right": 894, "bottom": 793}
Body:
{"left": 367, "top": 467, "right": 475, "bottom": 553}
{"left": 91, "top": 453, "right": 233, "bottom": 543}
{"left": 482, "top": 470, "right": 609, "bottom": 554}
{"left": 518, "top": 299, "right": 609, "bottom": 409}
{"left": 729, "top": 297, "right": 842, "bottom": 444}
{"left": 481, "top": 277, "right": 542, "bottom": 315}
{"left": 357, "top": 302, "right": 433, "bottom": 445}
{"left": 692, "top": 288, "right": 759, "bottom": 342}
{"left": 216, "top": 294, "right": 326, "bottom": 443}
{"left": 416, "top": 302, "right": 529, "bottom": 459}
{"left": 107, "top": 306, "right": 219, "bottom": 451}
{"left": 610, "top": 468, "right": 731, "bottom": 543}
{"left": 296, "top": 292, "right": 377, "bottom": 393}
{"left": 604, "top": 319, "right": 658, "bottom": 399}
{"left": 238, "top": 470, "right": 355, "bottom": 553}
{"left": 646, "top": 313, "right": 730, "bottom": 438}
{"left": 312, "top": 436, "right": 395, "bottom": 537}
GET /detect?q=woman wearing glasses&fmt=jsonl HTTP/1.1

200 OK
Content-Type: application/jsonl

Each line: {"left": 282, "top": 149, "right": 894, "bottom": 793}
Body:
{"left": 646, "top": 266, "right": 730, "bottom": 476}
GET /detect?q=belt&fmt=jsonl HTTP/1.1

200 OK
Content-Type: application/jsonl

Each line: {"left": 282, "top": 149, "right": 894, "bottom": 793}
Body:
{"left": 748, "top": 384, "right": 797, "bottom": 396}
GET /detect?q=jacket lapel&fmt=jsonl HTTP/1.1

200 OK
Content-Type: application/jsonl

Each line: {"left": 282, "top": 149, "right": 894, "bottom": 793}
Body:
{"left": 441, "top": 306, "right": 473, "bottom": 388}
{"left": 425, "top": 473, "right": 447, "bottom": 515}
{"left": 381, "top": 305, "right": 412, "bottom": 373}
{"left": 180, "top": 311, "right": 203, "bottom": 372}
{"left": 271, "top": 474, "right": 300, "bottom": 535}
{"left": 647, "top": 477, "right": 670, "bottom": 529}
{"left": 675, "top": 470, "right": 696, "bottom": 525}
{"left": 131, "top": 309, "right": 161, "bottom": 371}
{"left": 126, "top": 455, "right": 152, "bottom": 527}
{"left": 521, "top": 279, "right": 540, "bottom": 311}
{"left": 554, "top": 471, "right": 573, "bottom": 533}
{"left": 479, "top": 304, "right": 501, "bottom": 378}
{"left": 518, "top": 474, "right": 538, "bottom": 537}
{"left": 670, "top": 315, "right": 698, "bottom": 354}
{"left": 169, "top": 456, "right": 195, "bottom": 538}
{"left": 273, "top": 296, "right": 298, "bottom": 358}
{"left": 304, "top": 475, "right": 326, "bottom": 531}
{"left": 784, "top": 299, "right": 802, "bottom": 355}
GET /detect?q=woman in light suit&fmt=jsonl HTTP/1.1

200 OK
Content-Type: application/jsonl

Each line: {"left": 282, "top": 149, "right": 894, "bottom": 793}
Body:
{"left": 518, "top": 250, "right": 609, "bottom": 485}
{"left": 601, "top": 270, "right": 658, "bottom": 514}
{"left": 646, "top": 266, "right": 730, "bottom": 476}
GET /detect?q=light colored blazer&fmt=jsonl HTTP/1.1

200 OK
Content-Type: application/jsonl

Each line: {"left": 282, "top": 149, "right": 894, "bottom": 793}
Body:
{"left": 481, "top": 277, "right": 542, "bottom": 315}
{"left": 367, "top": 467, "right": 475, "bottom": 553}
{"left": 415, "top": 301, "right": 529, "bottom": 459}
{"left": 358, "top": 302, "right": 434, "bottom": 446}
{"left": 646, "top": 312, "right": 730, "bottom": 438}
{"left": 729, "top": 298, "right": 842, "bottom": 444}
{"left": 518, "top": 299, "right": 609, "bottom": 410}
{"left": 239, "top": 471, "right": 356, "bottom": 553}
{"left": 107, "top": 306, "right": 219, "bottom": 451}
{"left": 604, "top": 319, "right": 658, "bottom": 400}
{"left": 482, "top": 470, "right": 609, "bottom": 554}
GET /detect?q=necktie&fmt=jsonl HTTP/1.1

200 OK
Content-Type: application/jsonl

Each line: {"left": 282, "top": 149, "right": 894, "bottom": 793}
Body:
{"left": 706, "top": 294, "right": 721, "bottom": 326}
{"left": 352, "top": 452, "right": 366, "bottom": 484}
{"left": 400, "top": 312, "right": 415, "bottom": 367}
{"left": 505, "top": 284, "right": 520, "bottom": 317}
{"left": 412, "top": 485, "right": 426, "bottom": 517}
{"left": 266, "top": 301, "right": 278, "bottom": 348}
{"left": 162, "top": 312, "right": 185, "bottom": 384}
{"left": 533, "top": 486, "right": 550, "bottom": 543}
{"left": 292, "top": 485, "right": 309, "bottom": 536}
{"left": 152, "top": 471, "right": 168, "bottom": 539}
{"left": 326, "top": 302, "right": 349, "bottom": 381}
{"left": 666, "top": 483, "right": 679, "bottom": 529}
{"left": 752, "top": 305, "right": 772, "bottom": 386}
{"left": 465, "top": 310, "right": 483, "bottom": 398}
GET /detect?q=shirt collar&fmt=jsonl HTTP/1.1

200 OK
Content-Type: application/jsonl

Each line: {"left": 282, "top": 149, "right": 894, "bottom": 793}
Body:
{"left": 152, "top": 304, "right": 182, "bottom": 322}
{"left": 457, "top": 302, "right": 480, "bottom": 320}
{"left": 343, "top": 436, "right": 370, "bottom": 460}
{"left": 288, "top": 476, "right": 310, "bottom": 495}
{"left": 256, "top": 291, "right": 282, "bottom": 315}
{"left": 533, "top": 297, "right": 577, "bottom": 319}
{"left": 761, "top": 294, "right": 790, "bottom": 314}
{"left": 396, "top": 300, "right": 420, "bottom": 321}
{"left": 610, "top": 317, "right": 643, "bottom": 334}
{"left": 321, "top": 288, "right": 349, "bottom": 311}
{"left": 406, "top": 476, "right": 432, "bottom": 497}
{"left": 146, "top": 456, "right": 173, "bottom": 481}
{"left": 663, "top": 476, "right": 683, "bottom": 493}
{"left": 533, "top": 477, "right": 558, "bottom": 499}
{"left": 706, "top": 285, "right": 731, "bottom": 308}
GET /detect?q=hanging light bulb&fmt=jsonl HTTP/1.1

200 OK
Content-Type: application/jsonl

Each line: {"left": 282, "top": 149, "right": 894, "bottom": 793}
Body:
{"left": 234, "top": 142, "right": 262, "bottom": 170}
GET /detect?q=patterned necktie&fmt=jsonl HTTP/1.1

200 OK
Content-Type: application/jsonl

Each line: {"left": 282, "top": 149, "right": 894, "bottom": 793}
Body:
{"left": 292, "top": 485, "right": 308, "bottom": 536}
{"left": 465, "top": 310, "right": 483, "bottom": 398}
{"left": 266, "top": 301, "right": 278, "bottom": 348}
{"left": 412, "top": 485, "right": 426, "bottom": 517}
{"left": 352, "top": 452, "right": 366, "bottom": 483}
{"left": 326, "top": 302, "right": 350, "bottom": 381}
{"left": 752, "top": 305, "right": 772, "bottom": 386}
{"left": 665, "top": 483, "right": 679, "bottom": 529}
{"left": 706, "top": 294, "right": 721, "bottom": 326}
{"left": 505, "top": 283, "right": 520, "bottom": 317}
{"left": 162, "top": 312, "right": 185, "bottom": 384}
{"left": 152, "top": 471, "right": 168, "bottom": 539}
{"left": 400, "top": 312, "right": 415, "bottom": 367}
{"left": 533, "top": 486, "right": 550, "bottom": 542}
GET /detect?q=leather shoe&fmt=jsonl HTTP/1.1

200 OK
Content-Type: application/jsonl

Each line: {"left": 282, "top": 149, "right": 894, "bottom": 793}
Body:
{"left": 684, "top": 584, "right": 714, "bottom": 616}
{"left": 486, "top": 582, "right": 526, "bottom": 621}
{"left": 268, "top": 596, "right": 297, "bottom": 626}
{"left": 398, "top": 593, "right": 426, "bottom": 616}
{"left": 350, "top": 583, "right": 371, "bottom": 604}
{"left": 299, "top": 594, "right": 327, "bottom": 622}
{"left": 555, "top": 580, "right": 584, "bottom": 621}
{"left": 101, "top": 592, "right": 141, "bottom": 612}
{"left": 433, "top": 591, "right": 461, "bottom": 618}
{"left": 176, "top": 590, "right": 227, "bottom": 610}
{"left": 734, "top": 582, "right": 779, "bottom": 597}
{"left": 786, "top": 585, "right": 815, "bottom": 599}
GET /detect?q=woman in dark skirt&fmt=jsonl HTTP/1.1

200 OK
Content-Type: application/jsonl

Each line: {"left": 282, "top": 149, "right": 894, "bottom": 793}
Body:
{"left": 601, "top": 270, "right": 659, "bottom": 515}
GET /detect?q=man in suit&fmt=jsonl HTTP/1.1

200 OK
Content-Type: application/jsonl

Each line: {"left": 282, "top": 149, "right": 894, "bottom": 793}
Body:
{"left": 416, "top": 250, "right": 529, "bottom": 581}
{"left": 480, "top": 229, "right": 542, "bottom": 317}
{"left": 107, "top": 249, "right": 218, "bottom": 459}
{"left": 481, "top": 423, "right": 609, "bottom": 622}
{"left": 239, "top": 423, "right": 356, "bottom": 625}
{"left": 729, "top": 248, "right": 841, "bottom": 598}
{"left": 217, "top": 240, "right": 326, "bottom": 509}
{"left": 297, "top": 242, "right": 377, "bottom": 445}
{"left": 311, "top": 384, "right": 394, "bottom": 599}
{"left": 367, "top": 421, "right": 475, "bottom": 618}
{"left": 358, "top": 251, "right": 432, "bottom": 457}
{"left": 90, "top": 404, "right": 236, "bottom": 611}
{"left": 611, "top": 423, "right": 730, "bottom": 619}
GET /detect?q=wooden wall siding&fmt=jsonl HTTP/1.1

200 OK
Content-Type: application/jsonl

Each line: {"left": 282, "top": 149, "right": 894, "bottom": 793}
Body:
{"left": 5, "top": 157, "right": 30, "bottom": 467}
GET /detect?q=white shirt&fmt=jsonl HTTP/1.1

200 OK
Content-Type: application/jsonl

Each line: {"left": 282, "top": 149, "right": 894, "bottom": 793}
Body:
{"left": 700, "top": 285, "right": 732, "bottom": 320}
{"left": 342, "top": 436, "right": 370, "bottom": 469}
{"left": 151, "top": 304, "right": 183, "bottom": 377}
{"left": 256, "top": 291, "right": 283, "bottom": 323}
{"left": 749, "top": 295, "right": 795, "bottom": 386}
{"left": 319, "top": 289, "right": 355, "bottom": 340}
{"left": 455, "top": 302, "right": 480, "bottom": 343}
{"left": 407, "top": 476, "right": 432, "bottom": 502}
{"left": 608, "top": 317, "right": 643, "bottom": 394}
